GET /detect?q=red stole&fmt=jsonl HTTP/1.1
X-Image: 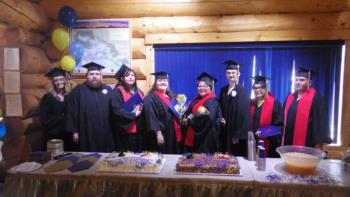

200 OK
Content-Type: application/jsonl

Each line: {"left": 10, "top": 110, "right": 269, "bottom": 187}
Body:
{"left": 119, "top": 86, "right": 144, "bottom": 134}
{"left": 185, "top": 92, "right": 216, "bottom": 147}
{"left": 153, "top": 90, "right": 182, "bottom": 142}
{"left": 283, "top": 88, "right": 316, "bottom": 146}
{"left": 250, "top": 92, "right": 274, "bottom": 153}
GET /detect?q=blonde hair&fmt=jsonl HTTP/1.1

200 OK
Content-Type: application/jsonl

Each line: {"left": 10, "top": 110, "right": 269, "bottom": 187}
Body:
{"left": 49, "top": 77, "right": 72, "bottom": 98}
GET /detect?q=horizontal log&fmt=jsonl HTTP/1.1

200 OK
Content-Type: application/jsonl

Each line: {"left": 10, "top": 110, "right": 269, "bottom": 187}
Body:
{"left": 132, "top": 38, "right": 146, "bottom": 59}
{"left": 20, "top": 45, "right": 52, "bottom": 74}
{"left": 22, "top": 88, "right": 47, "bottom": 116}
{"left": 21, "top": 74, "right": 51, "bottom": 90}
{"left": 132, "top": 12, "right": 350, "bottom": 37}
{"left": 18, "top": 28, "right": 45, "bottom": 46}
{"left": 145, "top": 29, "right": 350, "bottom": 44}
{"left": 0, "top": 27, "right": 45, "bottom": 46}
{"left": 40, "top": 0, "right": 350, "bottom": 18}
{"left": 0, "top": 0, "right": 49, "bottom": 31}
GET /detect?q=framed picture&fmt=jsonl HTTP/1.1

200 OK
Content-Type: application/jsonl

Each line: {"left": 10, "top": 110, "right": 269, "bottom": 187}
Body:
{"left": 70, "top": 19, "right": 131, "bottom": 75}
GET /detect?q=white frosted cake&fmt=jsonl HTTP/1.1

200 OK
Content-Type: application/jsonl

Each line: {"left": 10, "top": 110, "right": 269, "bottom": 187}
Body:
{"left": 97, "top": 152, "right": 165, "bottom": 173}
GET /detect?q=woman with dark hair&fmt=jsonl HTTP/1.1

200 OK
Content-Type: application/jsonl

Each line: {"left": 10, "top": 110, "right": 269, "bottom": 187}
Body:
{"left": 111, "top": 65, "right": 145, "bottom": 152}
{"left": 40, "top": 67, "right": 72, "bottom": 150}
{"left": 182, "top": 72, "right": 222, "bottom": 153}
{"left": 143, "top": 72, "right": 182, "bottom": 154}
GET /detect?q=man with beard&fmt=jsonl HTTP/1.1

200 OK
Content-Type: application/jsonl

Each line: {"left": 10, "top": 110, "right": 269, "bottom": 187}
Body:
{"left": 282, "top": 67, "right": 332, "bottom": 148}
{"left": 65, "top": 62, "right": 114, "bottom": 152}
{"left": 219, "top": 60, "right": 250, "bottom": 156}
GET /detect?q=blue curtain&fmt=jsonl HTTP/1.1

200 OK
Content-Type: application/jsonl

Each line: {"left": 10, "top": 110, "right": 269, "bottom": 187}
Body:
{"left": 154, "top": 41, "right": 344, "bottom": 142}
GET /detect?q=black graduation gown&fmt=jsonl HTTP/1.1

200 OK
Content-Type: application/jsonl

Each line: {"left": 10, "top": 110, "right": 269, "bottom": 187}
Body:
{"left": 110, "top": 87, "right": 145, "bottom": 152}
{"left": 143, "top": 92, "right": 181, "bottom": 154}
{"left": 283, "top": 92, "right": 332, "bottom": 147}
{"left": 185, "top": 97, "right": 222, "bottom": 153}
{"left": 219, "top": 84, "right": 251, "bottom": 156}
{"left": 252, "top": 100, "right": 283, "bottom": 157}
{"left": 65, "top": 83, "right": 114, "bottom": 152}
{"left": 39, "top": 93, "right": 69, "bottom": 149}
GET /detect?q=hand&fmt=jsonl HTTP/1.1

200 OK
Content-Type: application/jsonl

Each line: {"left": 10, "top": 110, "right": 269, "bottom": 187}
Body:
{"left": 73, "top": 132, "right": 79, "bottom": 143}
{"left": 156, "top": 131, "right": 165, "bottom": 145}
{"left": 232, "top": 138, "right": 239, "bottom": 144}
{"left": 255, "top": 131, "right": 261, "bottom": 137}
{"left": 219, "top": 118, "right": 226, "bottom": 125}
{"left": 132, "top": 104, "right": 142, "bottom": 117}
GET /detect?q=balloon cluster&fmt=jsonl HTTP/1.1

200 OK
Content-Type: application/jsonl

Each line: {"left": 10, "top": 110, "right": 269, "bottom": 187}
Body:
{"left": 51, "top": 6, "right": 84, "bottom": 73}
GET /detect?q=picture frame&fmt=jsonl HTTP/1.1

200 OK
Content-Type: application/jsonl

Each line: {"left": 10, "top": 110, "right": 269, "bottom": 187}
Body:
{"left": 70, "top": 19, "right": 131, "bottom": 75}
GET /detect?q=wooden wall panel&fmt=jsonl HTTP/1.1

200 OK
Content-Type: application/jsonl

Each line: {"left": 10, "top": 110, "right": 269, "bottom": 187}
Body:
{"left": 132, "top": 38, "right": 146, "bottom": 59}
{"left": 40, "top": 0, "right": 350, "bottom": 19}
{"left": 21, "top": 74, "right": 50, "bottom": 90}
{"left": 20, "top": 45, "right": 52, "bottom": 74}
{"left": 0, "top": 0, "right": 49, "bottom": 31}
{"left": 132, "top": 12, "right": 350, "bottom": 37}
{"left": 146, "top": 30, "right": 350, "bottom": 44}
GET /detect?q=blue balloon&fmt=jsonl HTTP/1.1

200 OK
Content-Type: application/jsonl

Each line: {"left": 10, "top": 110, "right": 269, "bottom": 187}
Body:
{"left": 0, "top": 123, "right": 7, "bottom": 138}
{"left": 69, "top": 41, "right": 85, "bottom": 63}
{"left": 58, "top": 6, "right": 77, "bottom": 27}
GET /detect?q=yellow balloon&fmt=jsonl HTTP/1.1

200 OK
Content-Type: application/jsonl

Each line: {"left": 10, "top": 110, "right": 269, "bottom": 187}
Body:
{"left": 60, "top": 55, "right": 76, "bottom": 72}
{"left": 52, "top": 28, "right": 69, "bottom": 51}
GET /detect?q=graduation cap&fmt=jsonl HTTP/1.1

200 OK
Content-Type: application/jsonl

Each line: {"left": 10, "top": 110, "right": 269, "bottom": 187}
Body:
{"left": 68, "top": 153, "right": 102, "bottom": 173}
{"left": 223, "top": 60, "right": 241, "bottom": 71}
{"left": 251, "top": 75, "right": 270, "bottom": 86}
{"left": 82, "top": 62, "right": 105, "bottom": 71}
{"left": 45, "top": 67, "right": 66, "bottom": 77}
{"left": 296, "top": 67, "right": 315, "bottom": 80}
{"left": 151, "top": 71, "right": 169, "bottom": 80}
{"left": 197, "top": 72, "right": 218, "bottom": 84}
{"left": 115, "top": 64, "right": 131, "bottom": 80}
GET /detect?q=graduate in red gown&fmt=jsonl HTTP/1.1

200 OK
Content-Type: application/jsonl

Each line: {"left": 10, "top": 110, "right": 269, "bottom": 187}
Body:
{"left": 183, "top": 72, "right": 222, "bottom": 153}
{"left": 143, "top": 72, "right": 182, "bottom": 153}
{"left": 111, "top": 65, "right": 145, "bottom": 152}
{"left": 250, "top": 76, "right": 283, "bottom": 157}
{"left": 282, "top": 67, "right": 332, "bottom": 148}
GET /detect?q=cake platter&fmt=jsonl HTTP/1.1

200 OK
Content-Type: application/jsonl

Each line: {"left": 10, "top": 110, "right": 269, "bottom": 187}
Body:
{"left": 96, "top": 152, "right": 166, "bottom": 174}
{"left": 173, "top": 169, "right": 243, "bottom": 176}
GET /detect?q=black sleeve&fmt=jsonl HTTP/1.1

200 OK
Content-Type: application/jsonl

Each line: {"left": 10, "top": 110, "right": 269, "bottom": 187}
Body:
{"left": 311, "top": 94, "right": 332, "bottom": 144}
{"left": 144, "top": 94, "right": 164, "bottom": 133}
{"left": 110, "top": 89, "right": 136, "bottom": 120}
{"left": 234, "top": 89, "right": 251, "bottom": 139}
{"left": 272, "top": 100, "right": 284, "bottom": 131}
{"left": 39, "top": 94, "right": 63, "bottom": 131}
{"left": 64, "top": 87, "right": 79, "bottom": 133}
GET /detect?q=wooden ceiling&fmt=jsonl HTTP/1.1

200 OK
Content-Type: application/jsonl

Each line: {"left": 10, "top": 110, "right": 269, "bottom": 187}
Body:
{"left": 39, "top": 0, "right": 350, "bottom": 19}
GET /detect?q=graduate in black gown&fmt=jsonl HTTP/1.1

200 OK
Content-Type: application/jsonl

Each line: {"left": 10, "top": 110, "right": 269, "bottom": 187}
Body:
{"left": 40, "top": 67, "right": 72, "bottom": 150}
{"left": 183, "top": 72, "right": 222, "bottom": 153}
{"left": 143, "top": 72, "right": 182, "bottom": 154}
{"left": 110, "top": 65, "right": 145, "bottom": 152}
{"left": 65, "top": 62, "right": 114, "bottom": 152}
{"left": 250, "top": 76, "right": 283, "bottom": 157}
{"left": 282, "top": 67, "right": 332, "bottom": 148}
{"left": 219, "top": 60, "right": 250, "bottom": 156}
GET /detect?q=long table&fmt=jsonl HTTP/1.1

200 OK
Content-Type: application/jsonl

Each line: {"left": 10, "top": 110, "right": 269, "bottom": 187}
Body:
{"left": 4, "top": 154, "right": 350, "bottom": 197}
